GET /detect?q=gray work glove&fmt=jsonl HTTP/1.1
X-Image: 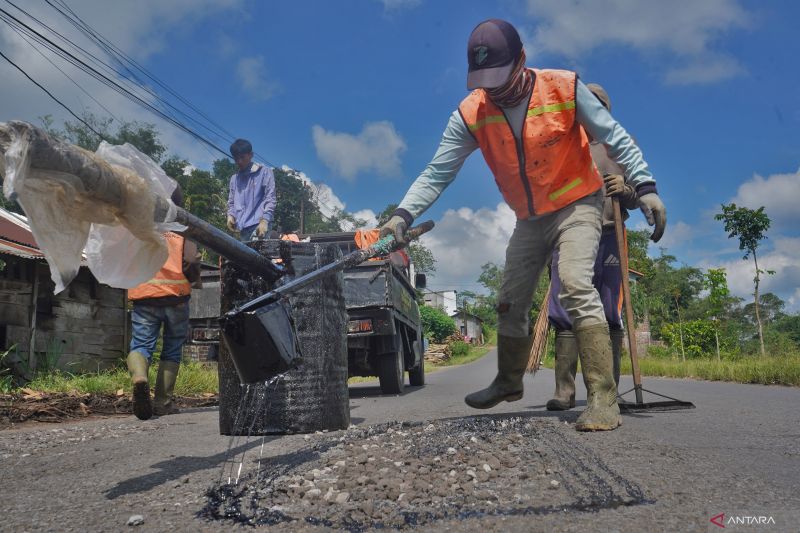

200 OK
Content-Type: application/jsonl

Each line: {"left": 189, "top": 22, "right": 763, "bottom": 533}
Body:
{"left": 379, "top": 215, "right": 409, "bottom": 247}
{"left": 226, "top": 214, "right": 236, "bottom": 232}
{"left": 603, "top": 174, "right": 626, "bottom": 197}
{"left": 638, "top": 193, "right": 667, "bottom": 243}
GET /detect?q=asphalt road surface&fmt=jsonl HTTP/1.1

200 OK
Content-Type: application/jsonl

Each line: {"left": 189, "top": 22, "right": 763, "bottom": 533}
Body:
{"left": 1, "top": 350, "right": 798, "bottom": 532}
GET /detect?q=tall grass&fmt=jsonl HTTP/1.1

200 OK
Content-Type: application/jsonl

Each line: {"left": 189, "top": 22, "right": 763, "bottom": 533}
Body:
{"left": 21, "top": 361, "right": 219, "bottom": 396}
{"left": 541, "top": 348, "right": 800, "bottom": 386}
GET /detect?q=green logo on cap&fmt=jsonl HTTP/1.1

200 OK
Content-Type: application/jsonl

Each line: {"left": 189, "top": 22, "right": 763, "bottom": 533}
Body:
{"left": 474, "top": 46, "right": 488, "bottom": 66}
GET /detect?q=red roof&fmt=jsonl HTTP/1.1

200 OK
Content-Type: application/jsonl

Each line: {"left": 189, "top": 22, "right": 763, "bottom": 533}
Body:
{"left": 0, "top": 207, "right": 42, "bottom": 259}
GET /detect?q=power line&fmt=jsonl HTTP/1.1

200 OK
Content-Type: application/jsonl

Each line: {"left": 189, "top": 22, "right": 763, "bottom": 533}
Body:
{"left": 0, "top": 49, "right": 104, "bottom": 138}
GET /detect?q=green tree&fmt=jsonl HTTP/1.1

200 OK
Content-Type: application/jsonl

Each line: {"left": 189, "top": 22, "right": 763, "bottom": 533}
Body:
{"left": 715, "top": 203, "right": 773, "bottom": 356}
{"left": 704, "top": 268, "right": 730, "bottom": 360}
{"left": 61, "top": 112, "right": 167, "bottom": 162}
{"left": 420, "top": 305, "right": 457, "bottom": 343}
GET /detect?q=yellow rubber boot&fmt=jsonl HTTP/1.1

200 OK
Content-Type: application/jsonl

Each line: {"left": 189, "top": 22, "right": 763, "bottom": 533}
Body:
{"left": 127, "top": 351, "right": 152, "bottom": 420}
{"left": 574, "top": 323, "right": 621, "bottom": 431}
{"left": 546, "top": 330, "right": 578, "bottom": 411}
{"left": 153, "top": 361, "right": 180, "bottom": 416}
{"left": 464, "top": 333, "right": 532, "bottom": 409}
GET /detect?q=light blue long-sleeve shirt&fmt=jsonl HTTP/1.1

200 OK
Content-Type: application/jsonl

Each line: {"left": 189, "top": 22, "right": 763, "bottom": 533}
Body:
{"left": 398, "top": 77, "right": 654, "bottom": 219}
{"left": 227, "top": 163, "right": 276, "bottom": 230}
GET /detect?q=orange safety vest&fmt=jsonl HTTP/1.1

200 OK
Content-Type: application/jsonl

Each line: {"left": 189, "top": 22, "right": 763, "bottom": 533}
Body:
{"left": 458, "top": 68, "right": 602, "bottom": 219}
{"left": 128, "top": 232, "right": 191, "bottom": 300}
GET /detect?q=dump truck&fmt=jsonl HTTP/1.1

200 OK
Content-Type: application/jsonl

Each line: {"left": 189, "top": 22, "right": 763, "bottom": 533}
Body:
{"left": 307, "top": 232, "right": 427, "bottom": 394}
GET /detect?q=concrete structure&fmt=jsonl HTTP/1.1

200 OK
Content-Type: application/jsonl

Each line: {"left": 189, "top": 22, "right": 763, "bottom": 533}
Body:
{"left": 423, "top": 290, "right": 458, "bottom": 316}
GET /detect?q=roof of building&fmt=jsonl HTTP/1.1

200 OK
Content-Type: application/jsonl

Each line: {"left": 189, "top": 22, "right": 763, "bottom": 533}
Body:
{"left": 0, "top": 207, "right": 44, "bottom": 259}
{"left": 450, "top": 310, "right": 484, "bottom": 323}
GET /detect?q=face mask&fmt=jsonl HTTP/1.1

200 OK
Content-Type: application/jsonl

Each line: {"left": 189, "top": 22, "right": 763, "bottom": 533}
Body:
{"left": 487, "top": 50, "right": 532, "bottom": 107}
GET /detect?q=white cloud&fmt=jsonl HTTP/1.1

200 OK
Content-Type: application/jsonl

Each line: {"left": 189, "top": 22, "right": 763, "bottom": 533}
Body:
{"left": 653, "top": 220, "right": 694, "bottom": 251}
{"left": 0, "top": 0, "right": 242, "bottom": 167}
{"left": 312, "top": 122, "right": 407, "bottom": 182}
{"left": 235, "top": 56, "right": 280, "bottom": 101}
{"left": 281, "top": 165, "right": 379, "bottom": 230}
{"left": 700, "top": 236, "right": 800, "bottom": 312}
{"left": 419, "top": 203, "right": 517, "bottom": 290}
{"left": 524, "top": 0, "right": 749, "bottom": 84}
{"left": 731, "top": 168, "right": 800, "bottom": 231}
{"left": 378, "top": 0, "right": 422, "bottom": 11}
{"left": 351, "top": 209, "right": 379, "bottom": 229}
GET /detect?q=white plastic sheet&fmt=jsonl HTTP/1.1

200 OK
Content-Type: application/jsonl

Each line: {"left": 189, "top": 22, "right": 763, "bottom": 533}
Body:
{"left": 1, "top": 122, "right": 184, "bottom": 293}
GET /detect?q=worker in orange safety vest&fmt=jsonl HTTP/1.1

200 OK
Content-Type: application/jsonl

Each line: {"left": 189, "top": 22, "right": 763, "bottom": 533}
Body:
{"left": 379, "top": 19, "right": 666, "bottom": 431}
{"left": 126, "top": 186, "right": 201, "bottom": 420}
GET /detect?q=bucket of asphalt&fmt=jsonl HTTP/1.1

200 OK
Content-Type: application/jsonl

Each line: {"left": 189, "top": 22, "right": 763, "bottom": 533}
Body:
{"left": 220, "top": 299, "right": 301, "bottom": 384}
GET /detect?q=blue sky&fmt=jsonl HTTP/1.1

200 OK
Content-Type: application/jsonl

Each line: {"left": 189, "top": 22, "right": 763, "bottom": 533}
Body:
{"left": 1, "top": 0, "right": 799, "bottom": 308}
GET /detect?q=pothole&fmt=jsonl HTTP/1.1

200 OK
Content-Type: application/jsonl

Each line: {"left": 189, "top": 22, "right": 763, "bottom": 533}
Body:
{"left": 200, "top": 416, "right": 650, "bottom": 530}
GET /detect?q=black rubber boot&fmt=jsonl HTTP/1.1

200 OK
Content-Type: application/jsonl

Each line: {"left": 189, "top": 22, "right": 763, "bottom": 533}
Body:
{"left": 127, "top": 351, "right": 152, "bottom": 421}
{"left": 464, "top": 333, "right": 532, "bottom": 409}
{"left": 574, "top": 323, "right": 621, "bottom": 431}
{"left": 546, "top": 330, "right": 578, "bottom": 411}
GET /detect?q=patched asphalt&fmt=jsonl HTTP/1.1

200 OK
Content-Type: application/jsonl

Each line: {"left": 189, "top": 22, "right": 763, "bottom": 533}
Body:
{"left": 1, "top": 350, "right": 798, "bottom": 532}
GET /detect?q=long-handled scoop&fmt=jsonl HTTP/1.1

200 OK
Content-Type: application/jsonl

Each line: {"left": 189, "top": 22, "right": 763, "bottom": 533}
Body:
{"left": 220, "top": 221, "right": 435, "bottom": 384}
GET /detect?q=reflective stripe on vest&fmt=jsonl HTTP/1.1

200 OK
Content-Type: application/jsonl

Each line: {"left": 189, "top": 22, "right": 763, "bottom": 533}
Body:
{"left": 128, "top": 232, "right": 191, "bottom": 300}
{"left": 458, "top": 68, "right": 602, "bottom": 218}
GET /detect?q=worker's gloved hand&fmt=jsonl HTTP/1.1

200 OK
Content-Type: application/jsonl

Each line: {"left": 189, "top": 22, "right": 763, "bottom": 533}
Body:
{"left": 638, "top": 193, "right": 667, "bottom": 243}
{"left": 603, "top": 174, "right": 626, "bottom": 197}
{"left": 226, "top": 215, "right": 236, "bottom": 232}
{"left": 379, "top": 215, "right": 409, "bottom": 247}
{"left": 255, "top": 218, "right": 269, "bottom": 239}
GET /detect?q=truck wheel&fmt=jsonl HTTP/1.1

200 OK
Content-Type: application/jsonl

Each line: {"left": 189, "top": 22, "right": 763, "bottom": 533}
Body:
{"left": 378, "top": 346, "right": 405, "bottom": 395}
{"left": 409, "top": 340, "right": 425, "bottom": 386}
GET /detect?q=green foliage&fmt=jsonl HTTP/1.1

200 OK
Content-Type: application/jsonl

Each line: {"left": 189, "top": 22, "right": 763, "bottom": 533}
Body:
{"left": 448, "top": 340, "right": 470, "bottom": 358}
{"left": 408, "top": 242, "right": 436, "bottom": 274}
{"left": 661, "top": 319, "right": 720, "bottom": 358}
{"left": 57, "top": 112, "right": 167, "bottom": 162}
{"left": 420, "top": 305, "right": 456, "bottom": 343}
{"left": 715, "top": 203, "right": 771, "bottom": 260}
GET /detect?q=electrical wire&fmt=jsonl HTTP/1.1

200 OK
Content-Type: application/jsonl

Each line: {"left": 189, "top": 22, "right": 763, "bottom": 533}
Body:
{"left": 0, "top": 49, "right": 104, "bottom": 138}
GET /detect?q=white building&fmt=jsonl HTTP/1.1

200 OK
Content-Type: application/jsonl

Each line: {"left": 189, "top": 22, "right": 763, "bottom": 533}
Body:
{"left": 423, "top": 290, "right": 458, "bottom": 316}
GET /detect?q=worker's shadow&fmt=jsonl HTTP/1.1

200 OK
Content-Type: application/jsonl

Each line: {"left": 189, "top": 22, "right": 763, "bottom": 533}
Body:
{"left": 104, "top": 437, "right": 275, "bottom": 500}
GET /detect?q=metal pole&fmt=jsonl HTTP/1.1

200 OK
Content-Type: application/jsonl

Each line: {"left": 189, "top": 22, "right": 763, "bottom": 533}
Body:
{"left": 612, "top": 197, "right": 644, "bottom": 404}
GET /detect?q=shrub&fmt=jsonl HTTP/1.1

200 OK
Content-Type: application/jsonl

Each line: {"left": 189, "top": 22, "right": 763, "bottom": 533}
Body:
{"left": 420, "top": 306, "right": 457, "bottom": 343}
{"left": 661, "top": 319, "right": 719, "bottom": 358}
{"left": 448, "top": 340, "right": 470, "bottom": 358}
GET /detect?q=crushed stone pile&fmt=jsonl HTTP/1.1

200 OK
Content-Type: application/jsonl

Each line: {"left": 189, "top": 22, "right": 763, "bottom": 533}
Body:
{"left": 201, "top": 416, "right": 647, "bottom": 530}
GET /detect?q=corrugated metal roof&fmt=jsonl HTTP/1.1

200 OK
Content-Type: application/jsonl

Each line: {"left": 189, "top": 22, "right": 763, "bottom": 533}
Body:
{"left": 0, "top": 238, "right": 43, "bottom": 259}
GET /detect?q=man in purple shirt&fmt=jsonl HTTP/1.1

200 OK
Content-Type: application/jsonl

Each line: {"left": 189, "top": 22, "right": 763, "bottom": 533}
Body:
{"left": 226, "top": 139, "right": 276, "bottom": 242}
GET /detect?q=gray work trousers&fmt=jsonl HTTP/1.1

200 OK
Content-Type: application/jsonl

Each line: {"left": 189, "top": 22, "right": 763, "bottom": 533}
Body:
{"left": 497, "top": 190, "right": 605, "bottom": 338}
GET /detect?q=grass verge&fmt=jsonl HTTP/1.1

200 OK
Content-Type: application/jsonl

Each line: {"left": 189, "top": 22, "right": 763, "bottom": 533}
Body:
{"left": 541, "top": 353, "right": 800, "bottom": 386}
{"left": 431, "top": 345, "right": 493, "bottom": 368}
{"left": 23, "top": 361, "right": 219, "bottom": 396}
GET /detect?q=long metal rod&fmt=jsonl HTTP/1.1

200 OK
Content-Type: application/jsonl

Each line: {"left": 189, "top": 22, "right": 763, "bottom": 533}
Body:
{"left": 171, "top": 204, "right": 284, "bottom": 282}
{"left": 612, "top": 197, "right": 644, "bottom": 404}
{"left": 231, "top": 221, "right": 435, "bottom": 315}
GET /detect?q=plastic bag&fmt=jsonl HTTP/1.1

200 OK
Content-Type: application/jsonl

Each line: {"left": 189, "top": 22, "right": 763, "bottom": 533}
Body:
{"left": 0, "top": 121, "right": 183, "bottom": 293}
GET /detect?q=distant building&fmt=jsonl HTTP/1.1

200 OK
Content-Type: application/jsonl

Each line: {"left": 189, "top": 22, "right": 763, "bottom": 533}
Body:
{"left": 451, "top": 310, "right": 484, "bottom": 344}
{"left": 0, "top": 208, "right": 127, "bottom": 374}
{"left": 423, "top": 290, "right": 458, "bottom": 316}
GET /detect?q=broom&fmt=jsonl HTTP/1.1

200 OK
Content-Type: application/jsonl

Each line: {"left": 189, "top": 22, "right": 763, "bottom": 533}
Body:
{"left": 526, "top": 284, "right": 552, "bottom": 373}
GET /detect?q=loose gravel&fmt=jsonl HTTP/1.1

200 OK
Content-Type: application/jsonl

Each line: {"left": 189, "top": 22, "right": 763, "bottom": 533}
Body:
{"left": 201, "top": 416, "right": 648, "bottom": 530}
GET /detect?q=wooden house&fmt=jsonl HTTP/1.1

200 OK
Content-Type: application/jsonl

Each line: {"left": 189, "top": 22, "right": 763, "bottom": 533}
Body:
{"left": 0, "top": 208, "right": 128, "bottom": 373}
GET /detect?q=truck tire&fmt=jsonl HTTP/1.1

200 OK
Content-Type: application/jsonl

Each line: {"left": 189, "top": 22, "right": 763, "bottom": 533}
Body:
{"left": 378, "top": 345, "right": 405, "bottom": 394}
{"left": 409, "top": 340, "right": 425, "bottom": 386}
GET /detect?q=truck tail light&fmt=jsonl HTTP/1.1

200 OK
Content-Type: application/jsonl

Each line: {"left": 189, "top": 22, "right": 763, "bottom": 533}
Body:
{"left": 348, "top": 319, "right": 373, "bottom": 333}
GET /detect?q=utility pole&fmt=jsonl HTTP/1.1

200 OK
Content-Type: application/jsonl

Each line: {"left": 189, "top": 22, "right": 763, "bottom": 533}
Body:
{"left": 299, "top": 182, "right": 306, "bottom": 234}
